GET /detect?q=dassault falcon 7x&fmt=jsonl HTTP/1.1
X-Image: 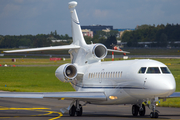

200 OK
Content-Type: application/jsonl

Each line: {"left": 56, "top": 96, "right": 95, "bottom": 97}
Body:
{"left": 1, "top": 1, "right": 180, "bottom": 118}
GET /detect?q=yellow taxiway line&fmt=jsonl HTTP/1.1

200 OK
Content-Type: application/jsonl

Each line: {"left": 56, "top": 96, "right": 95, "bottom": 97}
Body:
{"left": 0, "top": 106, "right": 63, "bottom": 120}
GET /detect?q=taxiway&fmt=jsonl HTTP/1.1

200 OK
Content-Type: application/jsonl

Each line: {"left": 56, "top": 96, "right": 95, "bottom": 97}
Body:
{"left": 0, "top": 98, "right": 180, "bottom": 120}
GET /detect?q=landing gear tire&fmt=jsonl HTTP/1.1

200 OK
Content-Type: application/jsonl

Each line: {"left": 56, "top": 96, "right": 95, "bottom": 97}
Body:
{"left": 150, "top": 112, "right": 158, "bottom": 118}
{"left": 139, "top": 104, "right": 146, "bottom": 116}
{"left": 69, "top": 105, "right": 76, "bottom": 116}
{"left": 132, "top": 105, "right": 139, "bottom": 116}
{"left": 76, "top": 104, "right": 83, "bottom": 116}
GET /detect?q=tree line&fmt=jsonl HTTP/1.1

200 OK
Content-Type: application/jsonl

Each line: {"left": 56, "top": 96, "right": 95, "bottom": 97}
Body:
{"left": 0, "top": 30, "right": 72, "bottom": 48}
{"left": 122, "top": 24, "right": 180, "bottom": 47}
{"left": 2, "top": 24, "right": 179, "bottom": 49}
{"left": 0, "top": 30, "right": 118, "bottom": 49}
{"left": 84, "top": 30, "right": 118, "bottom": 49}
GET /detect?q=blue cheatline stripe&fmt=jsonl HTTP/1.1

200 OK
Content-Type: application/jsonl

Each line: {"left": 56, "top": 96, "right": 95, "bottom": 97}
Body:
{"left": 71, "top": 82, "right": 145, "bottom": 89}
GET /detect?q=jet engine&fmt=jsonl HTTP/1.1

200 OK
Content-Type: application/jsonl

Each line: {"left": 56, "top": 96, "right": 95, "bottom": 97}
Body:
{"left": 55, "top": 64, "right": 77, "bottom": 82}
{"left": 91, "top": 44, "right": 107, "bottom": 60}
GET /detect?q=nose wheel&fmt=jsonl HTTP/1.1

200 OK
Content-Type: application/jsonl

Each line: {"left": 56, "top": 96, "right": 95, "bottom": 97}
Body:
{"left": 150, "top": 112, "right": 158, "bottom": 118}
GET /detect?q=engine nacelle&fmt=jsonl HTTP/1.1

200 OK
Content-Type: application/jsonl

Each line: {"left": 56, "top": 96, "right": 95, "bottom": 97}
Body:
{"left": 55, "top": 64, "right": 77, "bottom": 82}
{"left": 91, "top": 44, "right": 107, "bottom": 60}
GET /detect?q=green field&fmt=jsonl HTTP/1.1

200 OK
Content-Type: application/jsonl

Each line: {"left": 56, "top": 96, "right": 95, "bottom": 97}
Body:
{"left": 0, "top": 58, "right": 180, "bottom": 107}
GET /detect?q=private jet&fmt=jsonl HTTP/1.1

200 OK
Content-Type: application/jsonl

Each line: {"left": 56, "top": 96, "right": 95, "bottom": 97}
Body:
{"left": 1, "top": 1, "right": 180, "bottom": 118}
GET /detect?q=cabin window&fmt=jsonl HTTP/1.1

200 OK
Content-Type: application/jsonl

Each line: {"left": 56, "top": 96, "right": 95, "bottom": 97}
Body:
{"left": 104, "top": 72, "right": 106, "bottom": 78}
{"left": 138, "top": 67, "right": 146, "bottom": 74}
{"left": 146, "top": 67, "right": 160, "bottom": 74}
{"left": 161, "top": 67, "right": 171, "bottom": 74}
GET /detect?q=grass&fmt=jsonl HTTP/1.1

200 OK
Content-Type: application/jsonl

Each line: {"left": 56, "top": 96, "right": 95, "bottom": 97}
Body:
{"left": 158, "top": 98, "right": 180, "bottom": 108}
{"left": 0, "top": 58, "right": 71, "bottom": 65}
{"left": 0, "top": 67, "right": 74, "bottom": 92}
{"left": 0, "top": 58, "right": 180, "bottom": 107}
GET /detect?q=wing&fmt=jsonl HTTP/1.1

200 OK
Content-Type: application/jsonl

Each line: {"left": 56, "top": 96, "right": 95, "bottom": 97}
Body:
{"left": 3, "top": 44, "right": 80, "bottom": 53}
{"left": 168, "top": 92, "right": 180, "bottom": 98}
{"left": 0, "top": 92, "right": 107, "bottom": 101}
{"left": 107, "top": 49, "right": 130, "bottom": 53}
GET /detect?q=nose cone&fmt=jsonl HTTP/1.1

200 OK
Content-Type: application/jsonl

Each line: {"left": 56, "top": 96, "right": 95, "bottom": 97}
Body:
{"left": 159, "top": 75, "right": 176, "bottom": 96}
{"left": 164, "top": 81, "right": 176, "bottom": 95}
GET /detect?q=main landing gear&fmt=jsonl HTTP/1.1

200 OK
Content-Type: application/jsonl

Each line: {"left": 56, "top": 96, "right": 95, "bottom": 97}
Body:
{"left": 69, "top": 100, "right": 83, "bottom": 116}
{"left": 132, "top": 104, "right": 146, "bottom": 117}
{"left": 132, "top": 98, "right": 159, "bottom": 118}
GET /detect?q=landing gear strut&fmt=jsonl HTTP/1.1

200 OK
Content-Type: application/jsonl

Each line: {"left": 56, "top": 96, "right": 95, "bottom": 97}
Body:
{"left": 69, "top": 100, "right": 83, "bottom": 116}
{"left": 148, "top": 99, "right": 159, "bottom": 118}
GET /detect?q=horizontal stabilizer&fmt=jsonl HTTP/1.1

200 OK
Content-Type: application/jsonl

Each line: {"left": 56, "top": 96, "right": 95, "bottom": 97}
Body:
{"left": 0, "top": 92, "right": 107, "bottom": 101}
{"left": 4, "top": 44, "right": 80, "bottom": 53}
{"left": 107, "top": 49, "right": 130, "bottom": 53}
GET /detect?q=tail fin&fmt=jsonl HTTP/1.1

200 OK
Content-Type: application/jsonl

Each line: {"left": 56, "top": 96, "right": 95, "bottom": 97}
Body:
{"left": 69, "top": 1, "right": 86, "bottom": 46}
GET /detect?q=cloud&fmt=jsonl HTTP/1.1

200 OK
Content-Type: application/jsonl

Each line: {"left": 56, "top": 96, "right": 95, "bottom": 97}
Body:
{"left": 0, "top": 3, "right": 21, "bottom": 18}
{"left": 0, "top": 0, "right": 180, "bottom": 35}
{"left": 14, "top": 0, "right": 24, "bottom": 3}
{"left": 93, "top": 9, "right": 109, "bottom": 18}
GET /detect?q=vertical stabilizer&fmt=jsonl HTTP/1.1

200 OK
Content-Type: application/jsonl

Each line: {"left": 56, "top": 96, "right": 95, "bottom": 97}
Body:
{"left": 69, "top": 1, "right": 86, "bottom": 46}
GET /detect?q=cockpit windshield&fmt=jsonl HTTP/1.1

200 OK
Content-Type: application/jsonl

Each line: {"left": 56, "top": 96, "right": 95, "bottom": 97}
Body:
{"left": 146, "top": 67, "right": 160, "bottom": 74}
{"left": 161, "top": 67, "right": 171, "bottom": 74}
{"left": 138, "top": 67, "right": 171, "bottom": 74}
{"left": 138, "top": 67, "right": 146, "bottom": 73}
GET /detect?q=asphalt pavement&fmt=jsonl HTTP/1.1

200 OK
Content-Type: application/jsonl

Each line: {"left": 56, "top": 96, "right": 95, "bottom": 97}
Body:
{"left": 0, "top": 98, "right": 180, "bottom": 120}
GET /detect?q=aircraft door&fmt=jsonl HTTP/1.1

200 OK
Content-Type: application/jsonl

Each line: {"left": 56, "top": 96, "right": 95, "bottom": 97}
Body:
{"left": 138, "top": 67, "right": 147, "bottom": 89}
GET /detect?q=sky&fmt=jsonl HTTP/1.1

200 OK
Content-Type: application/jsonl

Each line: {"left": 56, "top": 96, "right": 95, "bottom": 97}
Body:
{"left": 0, "top": 0, "right": 180, "bottom": 36}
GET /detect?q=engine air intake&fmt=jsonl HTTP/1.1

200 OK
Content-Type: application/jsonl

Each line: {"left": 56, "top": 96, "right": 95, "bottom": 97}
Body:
{"left": 93, "top": 44, "right": 107, "bottom": 59}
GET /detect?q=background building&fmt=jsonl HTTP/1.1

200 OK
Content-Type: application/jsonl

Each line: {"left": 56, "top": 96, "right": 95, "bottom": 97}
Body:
{"left": 81, "top": 25, "right": 113, "bottom": 34}
{"left": 82, "top": 29, "right": 93, "bottom": 38}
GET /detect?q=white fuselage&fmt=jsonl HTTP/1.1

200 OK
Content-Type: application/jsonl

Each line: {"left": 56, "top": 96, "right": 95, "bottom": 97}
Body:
{"left": 71, "top": 59, "right": 176, "bottom": 105}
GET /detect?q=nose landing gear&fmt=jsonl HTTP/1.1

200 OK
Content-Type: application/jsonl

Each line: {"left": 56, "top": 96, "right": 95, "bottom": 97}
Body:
{"left": 145, "top": 98, "right": 159, "bottom": 118}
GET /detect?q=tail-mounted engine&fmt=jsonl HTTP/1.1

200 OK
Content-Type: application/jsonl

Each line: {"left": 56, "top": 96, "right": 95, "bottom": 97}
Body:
{"left": 92, "top": 44, "right": 107, "bottom": 60}
{"left": 55, "top": 64, "right": 77, "bottom": 82}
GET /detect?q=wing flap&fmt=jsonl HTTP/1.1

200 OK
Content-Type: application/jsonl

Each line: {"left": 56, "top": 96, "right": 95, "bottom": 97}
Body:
{"left": 0, "top": 92, "right": 107, "bottom": 101}
{"left": 4, "top": 44, "right": 80, "bottom": 53}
